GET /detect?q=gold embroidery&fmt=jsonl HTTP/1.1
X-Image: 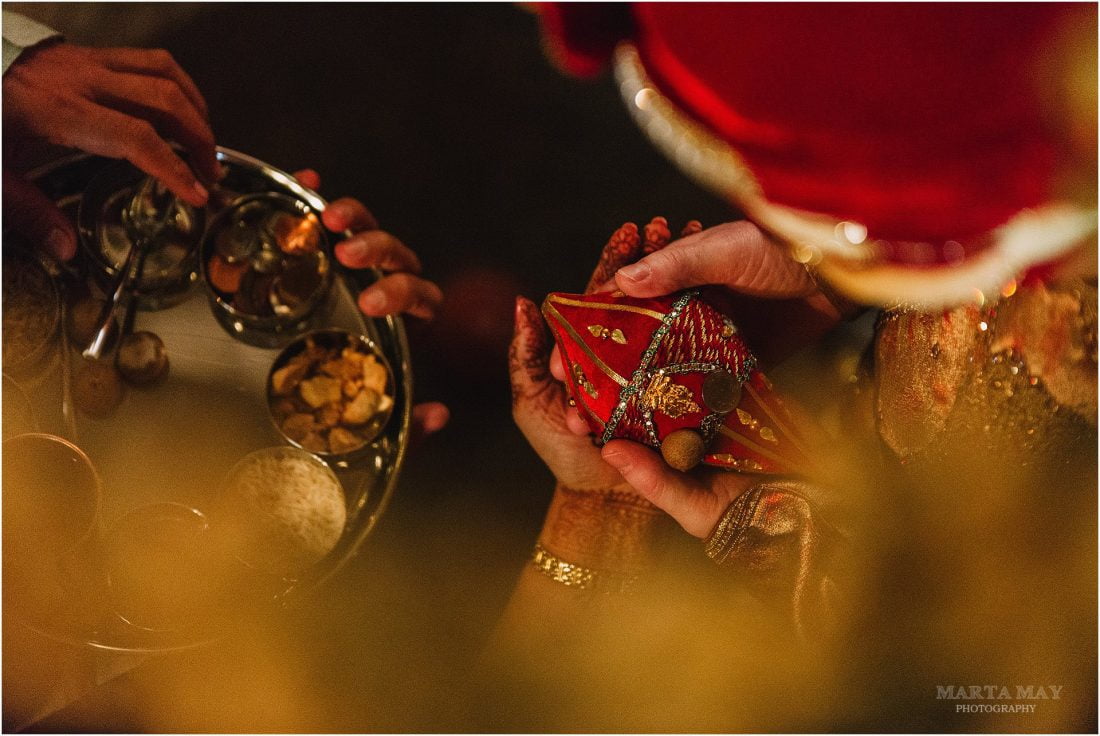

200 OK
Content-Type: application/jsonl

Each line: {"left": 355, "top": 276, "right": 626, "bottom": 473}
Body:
{"left": 572, "top": 364, "right": 598, "bottom": 399}
{"left": 710, "top": 454, "right": 764, "bottom": 472}
{"left": 546, "top": 294, "right": 666, "bottom": 321}
{"left": 744, "top": 383, "right": 809, "bottom": 456}
{"left": 734, "top": 405, "right": 781, "bottom": 445}
{"left": 717, "top": 425, "right": 786, "bottom": 465}
{"left": 587, "top": 325, "right": 628, "bottom": 344}
{"left": 639, "top": 373, "right": 701, "bottom": 418}
{"left": 543, "top": 301, "right": 629, "bottom": 387}
{"left": 736, "top": 408, "right": 759, "bottom": 429}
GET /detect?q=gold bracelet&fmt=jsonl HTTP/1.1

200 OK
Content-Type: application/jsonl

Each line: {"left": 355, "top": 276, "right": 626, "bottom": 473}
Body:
{"left": 530, "top": 543, "right": 639, "bottom": 594}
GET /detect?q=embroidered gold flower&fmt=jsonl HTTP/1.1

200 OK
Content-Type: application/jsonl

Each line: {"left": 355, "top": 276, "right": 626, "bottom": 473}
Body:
{"left": 640, "top": 373, "right": 701, "bottom": 418}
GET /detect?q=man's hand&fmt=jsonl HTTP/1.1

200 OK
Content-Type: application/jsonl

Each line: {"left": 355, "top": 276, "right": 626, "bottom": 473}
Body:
{"left": 614, "top": 220, "right": 848, "bottom": 366}
{"left": 3, "top": 42, "right": 219, "bottom": 260}
{"left": 4, "top": 43, "right": 218, "bottom": 200}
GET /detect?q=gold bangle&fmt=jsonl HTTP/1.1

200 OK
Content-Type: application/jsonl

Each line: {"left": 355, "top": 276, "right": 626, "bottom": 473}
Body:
{"left": 530, "top": 543, "right": 639, "bottom": 594}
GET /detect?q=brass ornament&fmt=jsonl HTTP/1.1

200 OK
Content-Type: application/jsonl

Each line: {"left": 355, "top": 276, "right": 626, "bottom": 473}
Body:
{"left": 702, "top": 369, "right": 741, "bottom": 414}
{"left": 661, "top": 428, "right": 706, "bottom": 472}
{"left": 587, "top": 324, "right": 627, "bottom": 344}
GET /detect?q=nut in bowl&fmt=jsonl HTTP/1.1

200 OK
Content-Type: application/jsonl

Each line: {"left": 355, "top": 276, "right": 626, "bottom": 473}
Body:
{"left": 267, "top": 329, "right": 395, "bottom": 462}
{"left": 202, "top": 193, "right": 331, "bottom": 347}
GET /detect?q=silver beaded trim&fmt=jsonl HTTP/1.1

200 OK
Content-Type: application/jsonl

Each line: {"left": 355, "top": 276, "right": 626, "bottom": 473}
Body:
{"left": 600, "top": 290, "right": 696, "bottom": 445}
{"left": 599, "top": 290, "right": 757, "bottom": 449}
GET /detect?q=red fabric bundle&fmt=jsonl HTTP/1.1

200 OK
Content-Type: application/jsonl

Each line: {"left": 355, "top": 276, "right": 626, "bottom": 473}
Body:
{"left": 543, "top": 288, "right": 807, "bottom": 474}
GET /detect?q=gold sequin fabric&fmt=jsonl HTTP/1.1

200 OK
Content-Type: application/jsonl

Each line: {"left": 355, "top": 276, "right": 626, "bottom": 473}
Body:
{"left": 875, "top": 279, "right": 1097, "bottom": 471}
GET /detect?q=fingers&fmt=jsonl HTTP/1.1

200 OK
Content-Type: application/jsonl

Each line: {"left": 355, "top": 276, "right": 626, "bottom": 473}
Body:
{"left": 547, "top": 344, "right": 592, "bottom": 435}
{"left": 614, "top": 220, "right": 817, "bottom": 299}
{"left": 409, "top": 402, "right": 450, "bottom": 447}
{"left": 564, "top": 408, "right": 590, "bottom": 436}
{"left": 601, "top": 440, "right": 717, "bottom": 537}
{"left": 357, "top": 273, "right": 442, "bottom": 320}
{"left": 2, "top": 170, "right": 78, "bottom": 261}
{"left": 335, "top": 230, "right": 422, "bottom": 273}
{"left": 98, "top": 47, "right": 209, "bottom": 120}
{"left": 92, "top": 70, "right": 219, "bottom": 184}
{"left": 641, "top": 216, "right": 673, "bottom": 254}
{"left": 292, "top": 169, "right": 322, "bottom": 190}
{"left": 549, "top": 345, "right": 566, "bottom": 382}
{"left": 509, "top": 296, "right": 553, "bottom": 408}
{"left": 323, "top": 197, "right": 379, "bottom": 234}
{"left": 585, "top": 221, "right": 642, "bottom": 293}
{"left": 72, "top": 102, "right": 208, "bottom": 207}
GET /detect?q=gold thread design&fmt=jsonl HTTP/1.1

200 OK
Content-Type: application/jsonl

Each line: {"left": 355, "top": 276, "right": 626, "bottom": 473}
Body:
{"left": 709, "top": 454, "right": 765, "bottom": 472}
{"left": 587, "top": 324, "right": 628, "bottom": 344}
{"left": 572, "top": 363, "right": 598, "bottom": 399}
{"left": 543, "top": 301, "right": 629, "bottom": 387}
{"left": 717, "top": 425, "right": 786, "bottom": 465}
{"left": 547, "top": 294, "right": 667, "bottom": 322}
{"left": 639, "top": 372, "right": 702, "bottom": 418}
{"left": 744, "top": 382, "right": 810, "bottom": 456}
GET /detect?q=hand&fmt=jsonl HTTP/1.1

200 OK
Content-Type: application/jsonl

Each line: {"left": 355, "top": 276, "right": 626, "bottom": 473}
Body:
{"left": 2, "top": 168, "right": 78, "bottom": 261}
{"left": 599, "top": 440, "right": 756, "bottom": 538}
{"left": 549, "top": 220, "right": 842, "bottom": 539}
{"left": 3, "top": 42, "right": 219, "bottom": 259}
{"left": 509, "top": 221, "right": 680, "bottom": 493}
{"left": 613, "top": 220, "right": 850, "bottom": 366}
{"left": 292, "top": 169, "right": 449, "bottom": 442}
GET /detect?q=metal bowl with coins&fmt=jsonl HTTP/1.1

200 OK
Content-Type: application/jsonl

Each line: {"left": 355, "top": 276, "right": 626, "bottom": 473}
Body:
{"left": 201, "top": 192, "right": 332, "bottom": 347}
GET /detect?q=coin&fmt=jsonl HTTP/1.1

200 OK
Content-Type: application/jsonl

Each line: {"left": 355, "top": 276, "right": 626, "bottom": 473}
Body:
{"left": 702, "top": 369, "right": 741, "bottom": 414}
{"left": 215, "top": 222, "right": 260, "bottom": 264}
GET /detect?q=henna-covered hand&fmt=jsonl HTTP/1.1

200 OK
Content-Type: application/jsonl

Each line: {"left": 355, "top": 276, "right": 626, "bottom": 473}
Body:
{"left": 511, "top": 217, "right": 696, "bottom": 491}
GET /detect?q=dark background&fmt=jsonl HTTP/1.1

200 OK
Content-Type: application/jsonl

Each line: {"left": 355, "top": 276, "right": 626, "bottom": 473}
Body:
{"left": 10, "top": 3, "right": 736, "bottom": 731}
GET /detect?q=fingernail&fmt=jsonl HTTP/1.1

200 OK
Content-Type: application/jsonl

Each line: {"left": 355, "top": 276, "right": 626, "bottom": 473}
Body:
{"left": 193, "top": 181, "right": 209, "bottom": 202}
{"left": 340, "top": 238, "right": 367, "bottom": 259}
{"left": 46, "top": 228, "right": 74, "bottom": 260}
{"left": 328, "top": 203, "right": 353, "bottom": 225}
{"left": 361, "top": 289, "right": 387, "bottom": 312}
{"left": 617, "top": 262, "right": 650, "bottom": 281}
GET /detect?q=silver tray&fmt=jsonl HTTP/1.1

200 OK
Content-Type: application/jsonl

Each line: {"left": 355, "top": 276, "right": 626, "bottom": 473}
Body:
{"left": 7, "top": 147, "right": 413, "bottom": 652}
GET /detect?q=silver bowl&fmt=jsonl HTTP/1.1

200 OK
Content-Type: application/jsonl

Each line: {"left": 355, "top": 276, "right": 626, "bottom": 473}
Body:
{"left": 201, "top": 193, "right": 332, "bottom": 347}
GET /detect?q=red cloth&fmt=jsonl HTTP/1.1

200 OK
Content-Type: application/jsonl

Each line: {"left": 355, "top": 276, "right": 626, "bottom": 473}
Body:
{"left": 539, "top": 3, "right": 1081, "bottom": 244}
{"left": 543, "top": 289, "right": 806, "bottom": 473}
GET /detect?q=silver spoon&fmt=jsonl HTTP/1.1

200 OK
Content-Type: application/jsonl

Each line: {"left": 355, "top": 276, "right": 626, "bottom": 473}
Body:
{"left": 83, "top": 178, "right": 175, "bottom": 360}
